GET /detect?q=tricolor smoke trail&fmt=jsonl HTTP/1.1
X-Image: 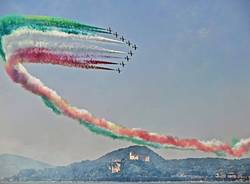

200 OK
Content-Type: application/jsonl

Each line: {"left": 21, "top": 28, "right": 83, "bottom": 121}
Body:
{"left": 0, "top": 15, "right": 249, "bottom": 157}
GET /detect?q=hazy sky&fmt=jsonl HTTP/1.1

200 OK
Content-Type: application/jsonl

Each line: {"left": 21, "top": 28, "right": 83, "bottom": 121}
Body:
{"left": 0, "top": 0, "right": 250, "bottom": 165}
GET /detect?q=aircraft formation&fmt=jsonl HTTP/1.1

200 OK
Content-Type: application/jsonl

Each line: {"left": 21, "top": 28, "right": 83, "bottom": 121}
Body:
{"left": 107, "top": 27, "right": 137, "bottom": 73}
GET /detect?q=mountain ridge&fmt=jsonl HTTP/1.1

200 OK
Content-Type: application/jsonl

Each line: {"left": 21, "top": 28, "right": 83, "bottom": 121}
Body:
{"left": 0, "top": 153, "right": 52, "bottom": 179}
{"left": 3, "top": 145, "right": 250, "bottom": 182}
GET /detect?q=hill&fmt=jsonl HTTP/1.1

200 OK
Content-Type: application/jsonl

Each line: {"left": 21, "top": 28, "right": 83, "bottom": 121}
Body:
{"left": 0, "top": 154, "right": 52, "bottom": 179}
{"left": 5, "top": 146, "right": 250, "bottom": 181}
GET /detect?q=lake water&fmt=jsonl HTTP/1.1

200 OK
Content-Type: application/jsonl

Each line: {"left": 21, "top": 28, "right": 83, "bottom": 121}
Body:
{"left": 1, "top": 182, "right": 247, "bottom": 184}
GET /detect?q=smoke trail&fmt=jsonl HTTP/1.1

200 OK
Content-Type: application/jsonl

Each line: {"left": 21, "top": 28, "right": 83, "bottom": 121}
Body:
{"left": 1, "top": 15, "right": 249, "bottom": 157}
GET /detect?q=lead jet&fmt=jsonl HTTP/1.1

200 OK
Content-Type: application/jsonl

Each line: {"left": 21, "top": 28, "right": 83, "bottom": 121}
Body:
{"left": 120, "top": 36, "right": 125, "bottom": 42}
{"left": 128, "top": 50, "right": 133, "bottom": 56}
{"left": 125, "top": 56, "right": 130, "bottom": 61}
{"left": 132, "top": 44, "right": 137, "bottom": 50}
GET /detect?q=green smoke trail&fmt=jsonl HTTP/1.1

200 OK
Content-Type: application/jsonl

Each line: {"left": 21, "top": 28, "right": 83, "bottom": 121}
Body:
{"left": 26, "top": 15, "right": 106, "bottom": 32}
{"left": 214, "top": 151, "right": 226, "bottom": 157}
{"left": 39, "top": 96, "right": 161, "bottom": 149}
{"left": 41, "top": 96, "right": 61, "bottom": 115}
{"left": 79, "top": 120, "right": 162, "bottom": 149}
{"left": 231, "top": 137, "right": 240, "bottom": 147}
{"left": 39, "top": 98, "right": 207, "bottom": 152}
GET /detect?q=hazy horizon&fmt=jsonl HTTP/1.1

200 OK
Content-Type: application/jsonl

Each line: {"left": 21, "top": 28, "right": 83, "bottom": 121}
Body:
{"left": 1, "top": 144, "right": 249, "bottom": 167}
{"left": 0, "top": 0, "right": 250, "bottom": 165}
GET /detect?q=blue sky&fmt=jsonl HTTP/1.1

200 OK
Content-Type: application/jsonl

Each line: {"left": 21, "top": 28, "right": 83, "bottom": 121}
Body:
{"left": 0, "top": 0, "right": 250, "bottom": 165}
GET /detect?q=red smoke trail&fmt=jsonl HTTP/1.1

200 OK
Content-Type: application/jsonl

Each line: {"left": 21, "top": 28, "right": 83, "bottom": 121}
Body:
{"left": 15, "top": 47, "right": 117, "bottom": 70}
